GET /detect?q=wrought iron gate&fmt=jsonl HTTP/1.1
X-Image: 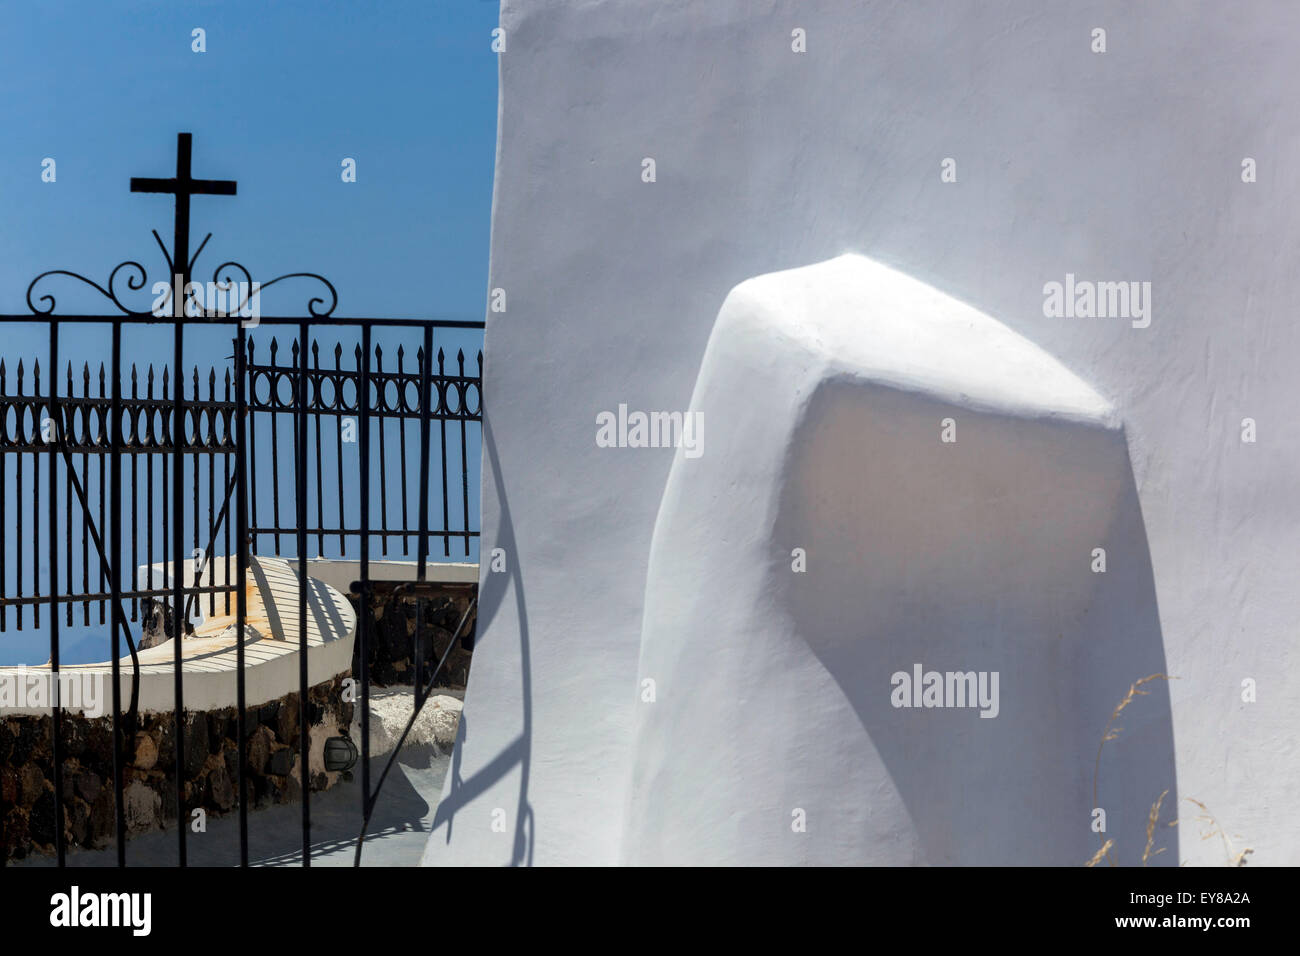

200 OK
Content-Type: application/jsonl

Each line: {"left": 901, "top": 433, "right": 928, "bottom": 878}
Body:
{"left": 0, "top": 133, "right": 484, "bottom": 867}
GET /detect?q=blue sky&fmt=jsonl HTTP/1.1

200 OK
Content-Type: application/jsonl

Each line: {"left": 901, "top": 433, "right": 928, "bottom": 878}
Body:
{"left": 0, "top": 0, "right": 499, "bottom": 663}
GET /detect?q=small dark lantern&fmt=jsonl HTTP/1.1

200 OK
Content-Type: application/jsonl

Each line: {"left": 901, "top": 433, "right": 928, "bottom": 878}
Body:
{"left": 324, "top": 735, "right": 359, "bottom": 773}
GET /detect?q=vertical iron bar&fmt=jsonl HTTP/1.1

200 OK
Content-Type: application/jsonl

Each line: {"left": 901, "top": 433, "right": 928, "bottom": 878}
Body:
{"left": 172, "top": 132, "right": 192, "bottom": 868}
{"left": 68, "top": 363, "right": 75, "bottom": 626}
{"left": 248, "top": 338, "right": 259, "bottom": 554}
{"left": 269, "top": 337, "right": 281, "bottom": 556}
{"left": 15, "top": 367, "right": 21, "bottom": 630}
{"left": 110, "top": 322, "right": 126, "bottom": 865}
{"left": 48, "top": 322, "right": 65, "bottom": 866}
{"left": 172, "top": 324, "right": 187, "bottom": 867}
{"left": 235, "top": 323, "right": 249, "bottom": 866}
{"left": 312, "top": 341, "right": 324, "bottom": 556}
{"left": 334, "top": 344, "right": 345, "bottom": 555}
{"left": 161, "top": 442, "right": 168, "bottom": 593}
{"left": 414, "top": 327, "right": 434, "bottom": 695}
{"left": 208, "top": 368, "right": 215, "bottom": 616}
{"left": 146, "top": 366, "right": 154, "bottom": 603}
{"left": 192, "top": 368, "right": 200, "bottom": 596}
{"left": 33, "top": 359, "right": 40, "bottom": 627}
{"left": 398, "top": 346, "right": 408, "bottom": 557}
{"left": 224, "top": 369, "right": 231, "bottom": 615}
{"left": 418, "top": 328, "right": 433, "bottom": 582}
{"left": 131, "top": 366, "right": 139, "bottom": 622}
{"left": 358, "top": 324, "right": 372, "bottom": 847}
{"left": 16, "top": 364, "right": 23, "bottom": 631}
{"left": 376, "top": 345, "right": 388, "bottom": 556}
{"left": 296, "top": 321, "right": 311, "bottom": 865}
{"left": 459, "top": 350, "right": 469, "bottom": 557}
{"left": 438, "top": 349, "right": 449, "bottom": 557}
{"left": 98, "top": 363, "right": 106, "bottom": 625}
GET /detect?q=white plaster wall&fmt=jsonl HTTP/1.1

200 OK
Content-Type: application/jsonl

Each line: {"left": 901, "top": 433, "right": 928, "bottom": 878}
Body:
{"left": 623, "top": 256, "right": 1174, "bottom": 865}
{"left": 427, "top": 0, "right": 1300, "bottom": 866}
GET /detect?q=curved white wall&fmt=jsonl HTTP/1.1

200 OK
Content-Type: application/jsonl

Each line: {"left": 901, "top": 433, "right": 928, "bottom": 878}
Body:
{"left": 623, "top": 255, "right": 1176, "bottom": 865}
{"left": 427, "top": 0, "right": 1299, "bottom": 866}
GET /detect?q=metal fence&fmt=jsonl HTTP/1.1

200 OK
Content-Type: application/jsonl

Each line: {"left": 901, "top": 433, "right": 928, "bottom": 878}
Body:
{"left": 0, "top": 337, "right": 482, "bottom": 631}
{"left": 245, "top": 334, "right": 481, "bottom": 560}
{"left": 0, "top": 356, "right": 239, "bottom": 631}
{"left": 0, "top": 132, "right": 485, "bottom": 867}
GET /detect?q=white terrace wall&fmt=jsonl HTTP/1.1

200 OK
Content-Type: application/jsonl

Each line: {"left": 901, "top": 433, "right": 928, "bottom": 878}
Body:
{"left": 425, "top": 0, "right": 1300, "bottom": 866}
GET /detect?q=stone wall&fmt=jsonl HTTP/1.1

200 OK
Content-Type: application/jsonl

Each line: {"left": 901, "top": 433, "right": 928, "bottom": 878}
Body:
{"left": 349, "top": 583, "right": 476, "bottom": 689}
{"left": 0, "top": 673, "right": 353, "bottom": 862}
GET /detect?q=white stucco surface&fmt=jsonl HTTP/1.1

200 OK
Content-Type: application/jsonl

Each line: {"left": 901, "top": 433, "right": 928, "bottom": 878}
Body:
{"left": 426, "top": 0, "right": 1298, "bottom": 866}
{"left": 625, "top": 255, "right": 1173, "bottom": 864}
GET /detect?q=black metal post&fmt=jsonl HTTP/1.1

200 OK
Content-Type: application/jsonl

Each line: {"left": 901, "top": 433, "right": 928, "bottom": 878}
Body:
{"left": 297, "top": 319, "right": 311, "bottom": 865}
{"left": 172, "top": 322, "right": 186, "bottom": 866}
{"left": 110, "top": 322, "right": 126, "bottom": 865}
{"left": 418, "top": 326, "right": 433, "bottom": 584}
{"left": 356, "top": 324, "right": 372, "bottom": 863}
{"left": 414, "top": 327, "right": 434, "bottom": 693}
{"left": 173, "top": 142, "right": 191, "bottom": 868}
{"left": 48, "top": 319, "right": 65, "bottom": 866}
{"left": 235, "top": 321, "right": 250, "bottom": 866}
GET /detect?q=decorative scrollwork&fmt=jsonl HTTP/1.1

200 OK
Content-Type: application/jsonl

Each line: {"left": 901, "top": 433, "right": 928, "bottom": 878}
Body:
{"left": 25, "top": 230, "right": 338, "bottom": 318}
{"left": 244, "top": 338, "right": 482, "bottom": 421}
{"left": 212, "top": 262, "right": 338, "bottom": 317}
{"left": 26, "top": 261, "right": 157, "bottom": 316}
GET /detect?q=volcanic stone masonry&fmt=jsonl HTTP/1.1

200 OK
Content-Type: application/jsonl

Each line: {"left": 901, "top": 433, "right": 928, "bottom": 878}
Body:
{"left": 0, "top": 673, "right": 353, "bottom": 861}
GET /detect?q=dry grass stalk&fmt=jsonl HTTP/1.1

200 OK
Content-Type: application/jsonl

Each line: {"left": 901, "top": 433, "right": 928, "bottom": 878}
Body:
{"left": 1142, "top": 789, "right": 1169, "bottom": 865}
{"left": 1083, "top": 675, "right": 1254, "bottom": 867}
{"left": 1174, "top": 798, "right": 1253, "bottom": 867}
{"left": 1085, "top": 839, "right": 1114, "bottom": 868}
{"left": 1091, "top": 673, "right": 1174, "bottom": 866}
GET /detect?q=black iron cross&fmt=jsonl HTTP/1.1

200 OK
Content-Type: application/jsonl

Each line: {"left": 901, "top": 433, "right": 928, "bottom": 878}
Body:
{"left": 130, "top": 132, "right": 236, "bottom": 315}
